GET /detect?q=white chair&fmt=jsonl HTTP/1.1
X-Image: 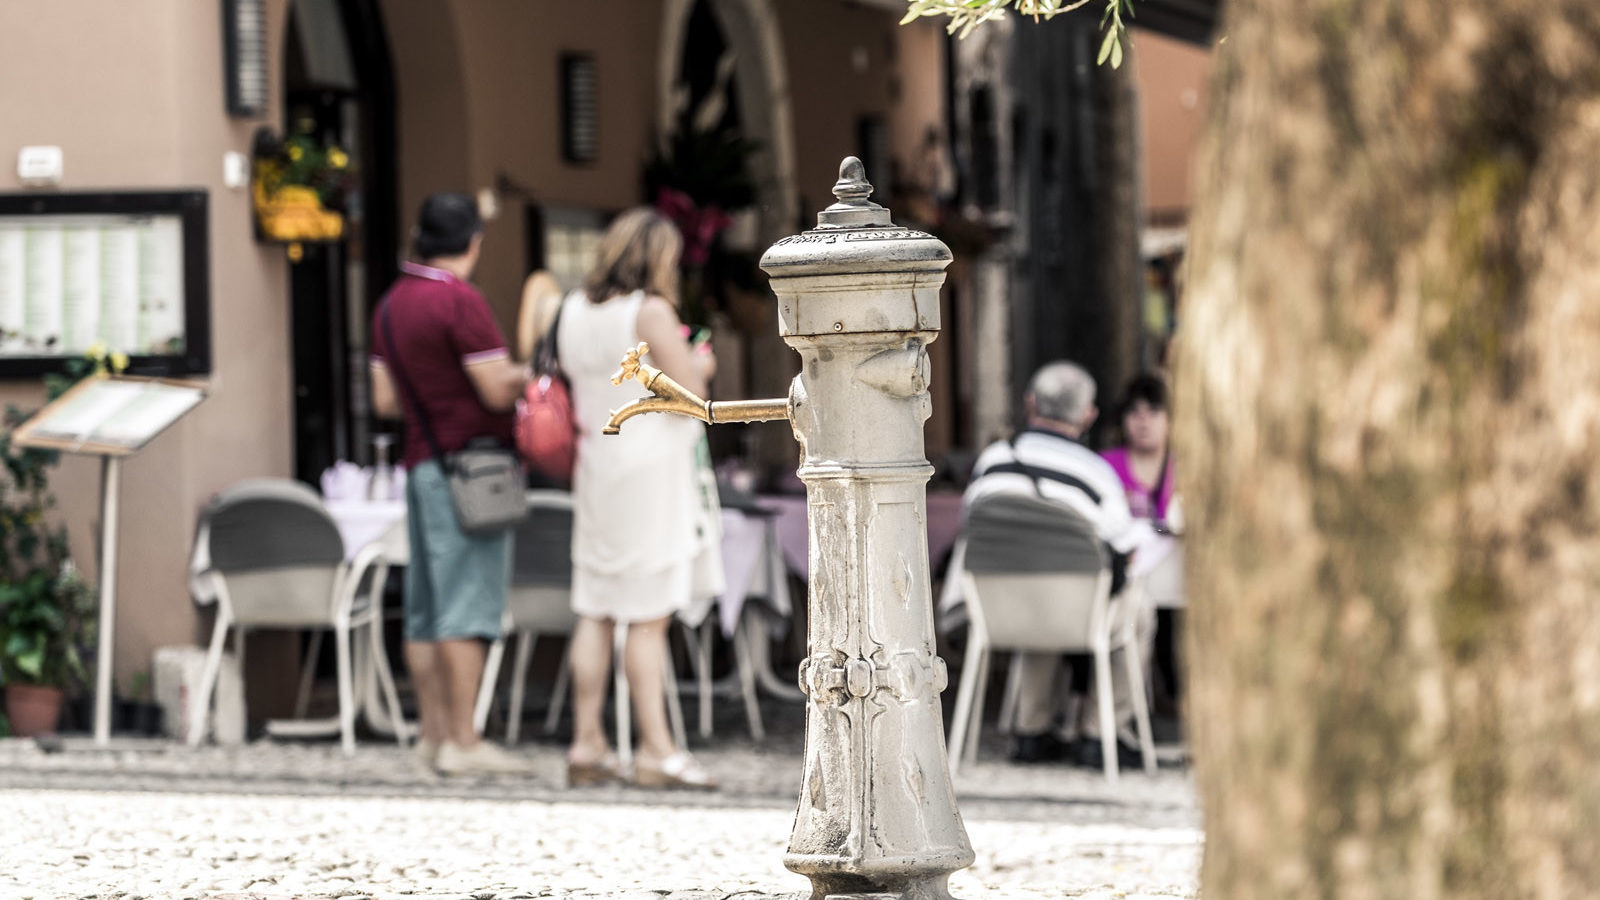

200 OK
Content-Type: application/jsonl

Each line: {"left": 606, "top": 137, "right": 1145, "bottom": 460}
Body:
{"left": 191, "top": 479, "right": 407, "bottom": 755}
{"left": 946, "top": 492, "right": 1156, "bottom": 780}
{"left": 474, "top": 490, "right": 687, "bottom": 762}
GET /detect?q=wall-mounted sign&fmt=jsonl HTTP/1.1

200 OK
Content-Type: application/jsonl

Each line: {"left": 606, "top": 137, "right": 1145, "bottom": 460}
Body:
{"left": 560, "top": 54, "right": 599, "bottom": 164}
{"left": 223, "top": 0, "right": 268, "bottom": 118}
{"left": 0, "top": 191, "right": 210, "bottom": 378}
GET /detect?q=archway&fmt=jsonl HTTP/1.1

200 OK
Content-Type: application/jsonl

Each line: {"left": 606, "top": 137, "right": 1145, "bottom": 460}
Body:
{"left": 656, "top": 0, "right": 802, "bottom": 475}
{"left": 657, "top": 0, "right": 797, "bottom": 245}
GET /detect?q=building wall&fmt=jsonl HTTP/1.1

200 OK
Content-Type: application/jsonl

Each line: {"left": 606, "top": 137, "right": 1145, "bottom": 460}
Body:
{"left": 1132, "top": 27, "right": 1211, "bottom": 220}
{"left": 383, "top": 0, "right": 935, "bottom": 363}
{"left": 774, "top": 0, "right": 901, "bottom": 221}
{"left": 384, "top": 0, "right": 941, "bottom": 474}
{"left": 0, "top": 0, "right": 295, "bottom": 692}
{"left": 887, "top": 19, "right": 954, "bottom": 456}
{"left": 382, "top": 0, "right": 666, "bottom": 338}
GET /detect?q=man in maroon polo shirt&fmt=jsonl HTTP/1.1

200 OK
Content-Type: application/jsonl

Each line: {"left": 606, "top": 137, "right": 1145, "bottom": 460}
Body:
{"left": 370, "top": 193, "right": 530, "bottom": 776}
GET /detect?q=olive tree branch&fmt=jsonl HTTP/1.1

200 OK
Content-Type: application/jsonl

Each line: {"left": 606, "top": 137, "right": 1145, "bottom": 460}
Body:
{"left": 900, "top": 0, "right": 1136, "bottom": 67}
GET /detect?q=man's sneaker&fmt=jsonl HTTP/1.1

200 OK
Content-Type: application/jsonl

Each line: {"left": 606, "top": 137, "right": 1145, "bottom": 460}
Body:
{"left": 1010, "top": 732, "right": 1071, "bottom": 763}
{"left": 435, "top": 740, "right": 533, "bottom": 776}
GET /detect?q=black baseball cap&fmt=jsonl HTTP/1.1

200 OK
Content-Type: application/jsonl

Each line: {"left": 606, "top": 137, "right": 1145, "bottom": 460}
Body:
{"left": 412, "top": 192, "right": 483, "bottom": 259}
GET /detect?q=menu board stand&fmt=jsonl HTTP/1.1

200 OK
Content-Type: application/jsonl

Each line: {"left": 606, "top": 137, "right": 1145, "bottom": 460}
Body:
{"left": 12, "top": 375, "right": 206, "bottom": 745}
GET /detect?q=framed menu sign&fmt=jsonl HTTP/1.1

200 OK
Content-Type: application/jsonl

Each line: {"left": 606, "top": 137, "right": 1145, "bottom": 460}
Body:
{"left": 0, "top": 191, "right": 210, "bottom": 378}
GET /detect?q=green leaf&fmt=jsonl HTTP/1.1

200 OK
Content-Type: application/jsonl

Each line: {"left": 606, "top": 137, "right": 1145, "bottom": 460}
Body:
{"left": 15, "top": 639, "right": 44, "bottom": 680}
{"left": 1110, "top": 36, "right": 1123, "bottom": 68}
{"left": 5, "top": 632, "right": 33, "bottom": 658}
{"left": 1097, "top": 26, "right": 1117, "bottom": 65}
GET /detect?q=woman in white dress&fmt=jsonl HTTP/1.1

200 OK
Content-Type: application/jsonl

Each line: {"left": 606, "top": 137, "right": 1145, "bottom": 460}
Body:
{"left": 557, "top": 208, "right": 717, "bottom": 788}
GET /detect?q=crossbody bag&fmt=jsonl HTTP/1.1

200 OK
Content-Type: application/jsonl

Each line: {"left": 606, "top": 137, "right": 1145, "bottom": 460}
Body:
{"left": 381, "top": 302, "right": 527, "bottom": 534}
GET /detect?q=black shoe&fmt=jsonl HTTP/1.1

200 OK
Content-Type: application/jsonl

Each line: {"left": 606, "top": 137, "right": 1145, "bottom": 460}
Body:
{"left": 1073, "top": 736, "right": 1144, "bottom": 770}
{"left": 1010, "top": 732, "right": 1070, "bottom": 763}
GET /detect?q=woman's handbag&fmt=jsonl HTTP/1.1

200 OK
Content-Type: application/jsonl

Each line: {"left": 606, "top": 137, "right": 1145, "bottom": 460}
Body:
{"left": 515, "top": 299, "right": 578, "bottom": 485}
{"left": 381, "top": 303, "right": 527, "bottom": 534}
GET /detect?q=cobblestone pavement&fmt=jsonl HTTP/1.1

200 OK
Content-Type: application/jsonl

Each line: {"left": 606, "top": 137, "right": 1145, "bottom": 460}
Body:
{"left": 0, "top": 713, "right": 1201, "bottom": 899}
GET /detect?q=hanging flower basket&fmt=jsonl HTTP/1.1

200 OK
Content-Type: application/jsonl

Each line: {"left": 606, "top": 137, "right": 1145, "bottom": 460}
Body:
{"left": 255, "top": 184, "right": 345, "bottom": 244}
{"left": 250, "top": 126, "right": 354, "bottom": 261}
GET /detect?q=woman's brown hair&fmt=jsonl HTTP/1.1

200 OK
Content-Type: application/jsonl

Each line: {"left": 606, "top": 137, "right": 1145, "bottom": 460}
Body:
{"left": 583, "top": 207, "right": 682, "bottom": 305}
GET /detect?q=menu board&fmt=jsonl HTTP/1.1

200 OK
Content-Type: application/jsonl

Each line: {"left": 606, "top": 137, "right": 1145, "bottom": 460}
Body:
{"left": 0, "top": 191, "right": 209, "bottom": 378}
{"left": 10, "top": 376, "right": 206, "bottom": 455}
{"left": 0, "top": 213, "right": 186, "bottom": 358}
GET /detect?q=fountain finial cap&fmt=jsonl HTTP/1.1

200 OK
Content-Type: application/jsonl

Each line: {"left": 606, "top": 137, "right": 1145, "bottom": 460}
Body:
{"left": 816, "top": 156, "right": 891, "bottom": 228}
{"left": 759, "top": 156, "right": 952, "bottom": 281}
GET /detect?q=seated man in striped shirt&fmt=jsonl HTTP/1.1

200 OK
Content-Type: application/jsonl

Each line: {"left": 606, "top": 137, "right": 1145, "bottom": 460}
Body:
{"left": 963, "top": 361, "right": 1153, "bottom": 767}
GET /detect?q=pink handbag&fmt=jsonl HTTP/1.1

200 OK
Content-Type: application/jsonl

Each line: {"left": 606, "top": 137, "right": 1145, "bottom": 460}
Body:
{"left": 514, "top": 305, "right": 577, "bottom": 485}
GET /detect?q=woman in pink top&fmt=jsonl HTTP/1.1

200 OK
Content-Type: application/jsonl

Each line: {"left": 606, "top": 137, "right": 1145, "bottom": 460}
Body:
{"left": 1101, "top": 373, "right": 1175, "bottom": 527}
{"left": 1102, "top": 372, "right": 1184, "bottom": 715}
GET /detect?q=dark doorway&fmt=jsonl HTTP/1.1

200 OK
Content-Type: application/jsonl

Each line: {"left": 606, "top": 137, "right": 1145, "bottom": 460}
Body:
{"left": 283, "top": 0, "right": 398, "bottom": 483}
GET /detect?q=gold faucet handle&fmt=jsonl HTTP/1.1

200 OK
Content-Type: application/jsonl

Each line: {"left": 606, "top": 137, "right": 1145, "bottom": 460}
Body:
{"left": 610, "top": 342, "right": 652, "bottom": 386}
{"left": 602, "top": 337, "right": 787, "bottom": 434}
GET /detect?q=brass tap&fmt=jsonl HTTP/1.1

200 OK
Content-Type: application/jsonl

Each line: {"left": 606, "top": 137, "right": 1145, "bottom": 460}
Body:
{"left": 604, "top": 342, "right": 789, "bottom": 434}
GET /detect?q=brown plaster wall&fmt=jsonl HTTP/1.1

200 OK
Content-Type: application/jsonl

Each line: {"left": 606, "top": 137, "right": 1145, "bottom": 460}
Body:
{"left": 1131, "top": 27, "right": 1211, "bottom": 218}
{"left": 887, "top": 19, "right": 953, "bottom": 456}
{"left": 383, "top": 0, "right": 665, "bottom": 338}
{"left": 376, "top": 0, "right": 473, "bottom": 263}
{"left": 889, "top": 20, "right": 947, "bottom": 176}
{"left": 383, "top": 0, "right": 940, "bottom": 368}
{"left": 774, "top": 0, "right": 900, "bottom": 218}
{"left": 0, "top": 0, "right": 294, "bottom": 694}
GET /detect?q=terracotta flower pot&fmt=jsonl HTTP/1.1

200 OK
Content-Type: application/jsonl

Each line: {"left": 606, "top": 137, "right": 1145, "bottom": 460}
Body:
{"left": 5, "top": 683, "right": 64, "bottom": 737}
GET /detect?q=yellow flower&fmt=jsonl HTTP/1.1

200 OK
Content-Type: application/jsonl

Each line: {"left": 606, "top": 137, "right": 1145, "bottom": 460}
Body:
{"left": 110, "top": 352, "right": 129, "bottom": 374}
{"left": 287, "top": 144, "right": 304, "bottom": 162}
{"left": 85, "top": 341, "right": 108, "bottom": 361}
{"left": 327, "top": 148, "right": 348, "bottom": 169}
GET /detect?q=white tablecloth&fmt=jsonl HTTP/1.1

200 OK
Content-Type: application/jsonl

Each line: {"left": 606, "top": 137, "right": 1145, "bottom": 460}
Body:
{"left": 322, "top": 500, "right": 409, "bottom": 566}
{"left": 707, "top": 508, "right": 790, "bottom": 637}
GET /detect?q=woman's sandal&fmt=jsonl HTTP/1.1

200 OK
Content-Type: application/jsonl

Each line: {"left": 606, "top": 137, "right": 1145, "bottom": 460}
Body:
{"left": 567, "top": 753, "right": 626, "bottom": 787}
{"left": 633, "top": 751, "right": 718, "bottom": 790}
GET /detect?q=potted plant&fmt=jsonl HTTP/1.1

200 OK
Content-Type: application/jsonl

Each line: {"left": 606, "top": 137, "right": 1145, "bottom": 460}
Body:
{"left": 0, "top": 356, "right": 103, "bottom": 736}
{"left": 642, "top": 100, "right": 760, "bottom": 331}
{"left": 0, "top": 554, "right": 94, "bottom": 736}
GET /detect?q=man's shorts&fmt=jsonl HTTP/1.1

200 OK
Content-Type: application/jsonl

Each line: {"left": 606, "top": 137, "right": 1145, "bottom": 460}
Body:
{"left": 403, "top": 459, "right": 511, "bottom": 642}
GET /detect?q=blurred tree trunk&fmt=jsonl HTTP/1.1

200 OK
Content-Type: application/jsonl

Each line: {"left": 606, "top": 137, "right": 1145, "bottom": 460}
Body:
{"left": 1176, "top": 1, "right": 1600, "bottom": 896}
